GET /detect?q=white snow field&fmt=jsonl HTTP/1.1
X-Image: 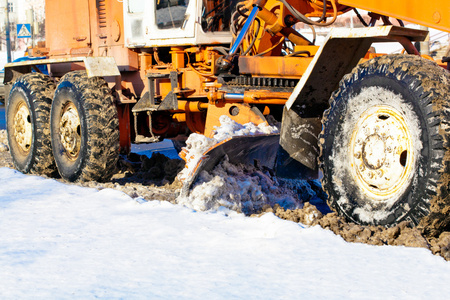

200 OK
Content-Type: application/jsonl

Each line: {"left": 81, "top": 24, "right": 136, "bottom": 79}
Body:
{"left": 0, "top": 167, "right": 450, "bottom": 299}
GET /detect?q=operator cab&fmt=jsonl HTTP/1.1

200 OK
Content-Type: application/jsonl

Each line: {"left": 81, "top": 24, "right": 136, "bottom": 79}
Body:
{"left": 123, "top": 0, "right": 237, "bottom": 47}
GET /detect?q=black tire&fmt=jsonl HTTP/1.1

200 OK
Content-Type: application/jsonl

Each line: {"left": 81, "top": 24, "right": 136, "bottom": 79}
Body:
{"left": 319, "top": 54, "right": 450, "bottom": 233}
{"left": 6, "top": 73, "right": 57, "bottom": 176}
{"left": 50, "top": 71, "right": 119, "bottom": 182}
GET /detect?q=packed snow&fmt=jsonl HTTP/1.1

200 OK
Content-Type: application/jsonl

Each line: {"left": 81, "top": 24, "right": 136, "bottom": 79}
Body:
{"left": 177, "top": 159, "right": 312, "bottom": 214}
{"left": 1, "top": 167, "right": 450, "bottom": 299}
{"left": 175, "top": 116, "right": 295, "bottom": 213}
{"left": 178, "top": 115, "right": 278, "bottom": 182}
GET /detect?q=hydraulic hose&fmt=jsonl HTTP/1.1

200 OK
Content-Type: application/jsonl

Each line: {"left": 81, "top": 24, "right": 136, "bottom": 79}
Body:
{"left": 279, "top": 0, "right": 337, "bottom": 27}
{"left": 229, "top": 5, "right": 261, "bottom": 56}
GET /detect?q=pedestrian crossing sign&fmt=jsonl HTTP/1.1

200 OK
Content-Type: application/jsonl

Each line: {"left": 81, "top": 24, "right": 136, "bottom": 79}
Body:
{"left": 17, "top": 24, "right": 32, "bottom": 38}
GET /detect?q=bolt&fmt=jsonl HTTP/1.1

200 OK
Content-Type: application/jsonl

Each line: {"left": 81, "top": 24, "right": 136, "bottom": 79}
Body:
{"left": 359, "top": 165, "right": 365, "bottom": 172}
{"left": 354, "top": 152, "right": 361, "bottom": 159}
{"left": 368, "top": 172, "right": 373, "bottom": 179}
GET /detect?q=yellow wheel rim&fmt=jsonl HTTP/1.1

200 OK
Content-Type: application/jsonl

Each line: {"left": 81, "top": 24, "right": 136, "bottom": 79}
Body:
{"left": 13, "top": 100, "right": 32, "bottom": 154}
{"left": 349, "top": 105, "right": 414, "bottom": 201}
{"left": 59, "top": 102, "right": 81, "bottom": 160}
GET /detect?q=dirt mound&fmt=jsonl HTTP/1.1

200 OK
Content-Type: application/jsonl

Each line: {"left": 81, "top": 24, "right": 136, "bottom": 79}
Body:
{"left": 79, "top": 152, "right": 185, "bottom": 202}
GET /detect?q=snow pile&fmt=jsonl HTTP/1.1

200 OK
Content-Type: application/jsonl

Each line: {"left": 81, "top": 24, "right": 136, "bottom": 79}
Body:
{"left": 176, "top": 116, "right": 288, "bottom": 213}
{"left": 177, "top": 157, "right": 325, "bottom": 215}
{"left": 175, "top": 116, "right": 326, "bottom": 214}
{"left": 1, "top": 167, "right": 450, "bottom": 299}
{"left": 178, "top": 115, "right": 278, "bottom": 182}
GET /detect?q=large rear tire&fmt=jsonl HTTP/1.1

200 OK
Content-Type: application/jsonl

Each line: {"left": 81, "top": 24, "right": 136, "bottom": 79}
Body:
{"left": 6, "top": 73, "right": 56, "bottom": 176}
{"left": 50, "top": 71, "right": 119, "bottom": 182}
{"left": 319, "top": 55, "right": 450, "bottom": 233}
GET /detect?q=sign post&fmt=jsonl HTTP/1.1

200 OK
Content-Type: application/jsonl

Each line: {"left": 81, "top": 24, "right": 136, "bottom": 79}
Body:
{"left": 5, "top": 0, "right": 11, "bottom": 63}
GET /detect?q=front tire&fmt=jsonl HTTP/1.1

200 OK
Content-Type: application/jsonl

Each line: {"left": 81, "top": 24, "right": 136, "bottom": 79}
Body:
{"left": 51, "top": 71, "right": 119, "bottom": 182}
{"left": 319, "top": 55, "right": 450, "bottom": 231}
{"left": 6, "top": 73, "right": 56, "bottom": 175}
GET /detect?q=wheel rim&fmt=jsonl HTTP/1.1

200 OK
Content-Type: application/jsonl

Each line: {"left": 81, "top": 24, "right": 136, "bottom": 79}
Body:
{"left": 349, "top": 105, "right": 414, "bottom": 201}
{"left": 59, "top": 101, "right": 81, "bottom": 160}
{"left": 13, "top": 100, "right": 32, "bottom": 154}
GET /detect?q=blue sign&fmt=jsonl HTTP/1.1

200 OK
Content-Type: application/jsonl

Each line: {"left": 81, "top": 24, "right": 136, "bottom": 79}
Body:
{"left": 17, "top": 24, "right": 32, "bottom": 38}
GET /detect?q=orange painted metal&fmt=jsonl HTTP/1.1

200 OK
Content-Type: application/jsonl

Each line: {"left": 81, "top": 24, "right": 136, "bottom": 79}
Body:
{"left": 40, "top": 0, "right": 450, "bottom": 161}
{"left": 243, "top": 91, "right": 290, "bottom": 105}
{"left": 338, "top": 0, "right": 450, "bottom": 32}
{"left": 45, "top": 0, "right": 138, "bottom": 69}
{"left": 203, "top": 102, "right": 268, "bottom": 138}
{"left": 172, "top": 113, "right": 187, "bottom": 123}
{"left": 45, "top": 0, "right": 91, "bottom": 56}
{"left": 177, "top": 101, "right": 209, "bottom": 112}
{"left": 116, "top": 103, "right": 131, "bottom": 153}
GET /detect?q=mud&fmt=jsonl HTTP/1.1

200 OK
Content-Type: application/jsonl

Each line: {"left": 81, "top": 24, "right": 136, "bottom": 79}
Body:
{"left": 0, "top": 129, "right": 449, "bottom": 261}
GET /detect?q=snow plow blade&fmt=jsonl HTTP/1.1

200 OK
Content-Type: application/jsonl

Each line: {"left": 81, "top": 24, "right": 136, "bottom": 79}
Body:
{"left": 181, "top": 134, "right": 280, "bottom": 194}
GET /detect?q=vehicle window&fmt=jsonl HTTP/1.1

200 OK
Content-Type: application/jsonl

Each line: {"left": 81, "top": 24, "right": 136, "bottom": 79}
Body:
{"left": 202, "top": 0, "right": 238, "bottom": 32}
{"left": 155, "top": 0, "right": 189, "bottom": 29}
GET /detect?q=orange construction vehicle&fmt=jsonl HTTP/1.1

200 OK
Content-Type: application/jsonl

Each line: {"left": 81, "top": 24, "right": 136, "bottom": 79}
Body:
{"left": 3, "top": 0, "right": 450, "bottom": 235}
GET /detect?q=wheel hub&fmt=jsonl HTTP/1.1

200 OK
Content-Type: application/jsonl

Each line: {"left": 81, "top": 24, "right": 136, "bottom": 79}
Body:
{"left": 13, "top": 101, "right": 32, "bottom": 153}
{"left": 350, "top": 105, "right": 414, "bottom": 200}
{"left": 60, "top": 102, "right": 81, "bottom": 160}
{"left": 362, "top": 134, "right": 386, "bottom": 170}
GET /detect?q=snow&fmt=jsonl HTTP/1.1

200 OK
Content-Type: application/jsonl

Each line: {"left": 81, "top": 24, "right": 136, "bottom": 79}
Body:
{"left": 1, "top": 167, "right": 450, "bottom": 299}
{"left": 176, "top": 116, "right": 289, "bottom": 213}
{"left": 178, "top": 115, "right": 278, "bottom": 182}
{"left": 177, "top": 159, "right": 304, "bottom": 214}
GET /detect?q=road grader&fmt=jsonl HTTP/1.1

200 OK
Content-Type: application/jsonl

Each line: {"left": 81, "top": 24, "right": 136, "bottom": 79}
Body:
{"left": 3, "top": 0, "right": 450, "bottom": 236}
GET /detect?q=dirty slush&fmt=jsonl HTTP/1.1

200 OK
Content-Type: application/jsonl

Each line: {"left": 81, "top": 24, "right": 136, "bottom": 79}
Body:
{"left": 0, "top": 129, "right": 449, "bottom": 261}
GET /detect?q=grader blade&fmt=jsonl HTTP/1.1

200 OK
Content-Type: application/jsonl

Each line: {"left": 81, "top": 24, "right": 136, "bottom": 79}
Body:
{"left": 181, "top": 134, "right": 280, "bottom": 194}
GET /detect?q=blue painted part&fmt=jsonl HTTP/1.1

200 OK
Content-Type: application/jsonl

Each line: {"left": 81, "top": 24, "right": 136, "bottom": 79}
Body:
{"left": 229, "top": 5, "right": 261, "bottom": 56}
{"left": 4, "top": 56, "right": 49, "bottom": 74}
